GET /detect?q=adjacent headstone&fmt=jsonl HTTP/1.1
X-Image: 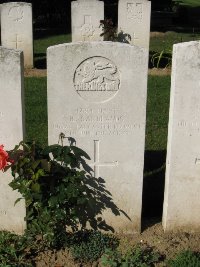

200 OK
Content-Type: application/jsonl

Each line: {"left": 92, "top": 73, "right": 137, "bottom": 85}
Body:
{"left": 71, "top": 0, "right": 104, "bottom": 42}
{"left": 163, "top": 41, "right": 200, "bottom": 232}
{"left": 47, "top": 42, "right": 148, "bottom": 233}
{"left": 0, "top": 4, "right": 2, "bottom": 45}
{"left": 118, "top": 0, "right": 151, "bottom": 49}
{"left": 0, "top": 46, "right": 26, "bottom": 234}
{"left": 1, "top": 2, "right": 33, "bottom": 68}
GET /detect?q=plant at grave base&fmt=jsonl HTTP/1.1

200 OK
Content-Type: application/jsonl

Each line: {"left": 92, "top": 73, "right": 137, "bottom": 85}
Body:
{"left": 0, "top": 231, "right": 33, "bottom": 267}
{"left": 1, "top": 133, "right": 122, "bottom": 248}
{"left": 168, "top": 250, "right": 200, "bottom": 267}
{"left": 151, "top": 49, "right": 172, "bottom": 69}
{"left": 66, "top": 230, "right": 119, "bottom": 263}
{"left": 100, "top": 19, "right": 131, "bottom": 43}
{"left": 100, "top": 245, "right": 161, "bottom": 267}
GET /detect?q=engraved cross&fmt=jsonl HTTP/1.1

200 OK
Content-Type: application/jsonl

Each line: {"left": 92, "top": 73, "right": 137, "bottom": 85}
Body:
{"left": 132, "top": 32, "right": 139, "bottom": 43}
{"left": 90, "top": 140, "right": 118, "bottom": 178}
{"left": 195, "top": 158, "right": 200, "bottom": 164}
{"left": 0, "top": 50, "right": 5, "bottom": 61}
{"left": 10, "top": 34, "right": 23, "bottom": 49}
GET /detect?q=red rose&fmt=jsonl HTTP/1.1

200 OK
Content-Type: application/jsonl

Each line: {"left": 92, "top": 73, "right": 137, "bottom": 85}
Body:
{"left": 0, "top": 145, "right": 14, "bottom": 171}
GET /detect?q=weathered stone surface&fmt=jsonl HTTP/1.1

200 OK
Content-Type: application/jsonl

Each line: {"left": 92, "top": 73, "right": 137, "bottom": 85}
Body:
{"left": 47, "top": 42, "right": 148, "bottom": 233}
{"left": 0, "top": 47, "right": 26, "bottom": 234}
{"left": 0, "top": 4, "right": 2, "bottom": 44}
{"left": 71, "top": 0, "right": 104, "bottom": 42}
{"left": 163, "top": 41, "right": 200, "bottom": 232}
{"left": 1, "top": 2, "right": 33, "bottom": 68}
{"left": 118, "top": 0, "right": 151, "bottom": 49}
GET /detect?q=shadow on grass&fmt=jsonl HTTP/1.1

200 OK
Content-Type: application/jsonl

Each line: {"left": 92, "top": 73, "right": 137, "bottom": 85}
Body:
{"left": 142, "top": 150, "right": 166, "bottom": 231}
{"left": 34, "top": 53, "right": 46, "bottom": 69}
{"left": 34, "top": 27, "right": 69, "bottom": 40}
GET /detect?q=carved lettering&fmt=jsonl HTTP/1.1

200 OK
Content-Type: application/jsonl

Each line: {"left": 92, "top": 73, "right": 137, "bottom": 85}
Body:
{"left": 127, "top": 3, "right": 143, "bottom": 22}
{"left": 74, "top": 57, "right": 120, "bottom": 103}
{"left": 0, "top": 210, "right": 7, "bottom": 215}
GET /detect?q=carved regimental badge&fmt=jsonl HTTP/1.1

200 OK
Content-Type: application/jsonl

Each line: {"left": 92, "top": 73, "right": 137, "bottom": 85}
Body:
{"left": 74, "top": 57, "right": 120, "bottom": 103}
{"left": 8, "top": 6, "right": 24, "bottom": 22}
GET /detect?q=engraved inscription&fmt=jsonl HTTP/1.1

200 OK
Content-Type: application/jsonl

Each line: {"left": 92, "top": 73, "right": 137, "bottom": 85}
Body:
{"left": 81, "top": 15, "right": 95, "bottom": 39}
{"left": 178, "top": 120, "right": 200, "bottom": 131}
{"left": 8, "top": 6, "right": 24, "bottom": 22}
{"left": 0, "top": 112, "right": 4, "bottom": 118}
{"left": 127, "top": 3, "right": 143, "bottom": 22}
{"left": 52, "top": 108, "right": 142, "bottom": 137}
{"left": 89, "top": 140, "right": 118, "bottom": 178}
{"left": 74, "top": 57, "right": 120, "bottom": 103}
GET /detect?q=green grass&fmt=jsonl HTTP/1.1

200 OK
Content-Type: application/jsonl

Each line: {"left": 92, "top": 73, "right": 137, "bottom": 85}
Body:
{"left": 34, "top": 34, "right": 71, "bottom": 67}
{"left": 174, "top": 0, "right": 200, "bottom": 7}
{"left": 24, "top": 77, "right": 47, "bottom": 145}
{"left": 150, "top": 31, "right": 200, "bottom": 53}
{"left": 146, "top": 75, "right": 170, "bottom": 151}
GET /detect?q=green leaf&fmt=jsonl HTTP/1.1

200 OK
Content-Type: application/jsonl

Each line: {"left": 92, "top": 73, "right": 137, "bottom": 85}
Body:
{"left": 31, "top": 160, "right": 41, "bottom": 170}
{"left": 43, "top": 144, "right": 62, "bottom": 156}
{"left": 31, "top": 183, "right": 40, "bottom": 193}
{"left": 71, "top": 146, "right": 91, "bottom": 160}
{"left": 14, "top": 198, "right": 23, "bottom": 206}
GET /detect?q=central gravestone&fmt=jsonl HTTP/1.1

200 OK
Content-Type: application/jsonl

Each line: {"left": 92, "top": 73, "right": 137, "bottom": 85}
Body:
{"left": 47, "top": 42, "right": 148, "bottom": 232}
{"left": 71, "top": 0, "right": 104, "bottom": 42}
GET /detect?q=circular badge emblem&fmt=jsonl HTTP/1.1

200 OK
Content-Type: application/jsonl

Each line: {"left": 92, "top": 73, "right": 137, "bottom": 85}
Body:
{"left": 74, "top": 57, "right": 120, "bottom": 103}
{"left": 8, "top": 6, "right": 24, "bottom": 22}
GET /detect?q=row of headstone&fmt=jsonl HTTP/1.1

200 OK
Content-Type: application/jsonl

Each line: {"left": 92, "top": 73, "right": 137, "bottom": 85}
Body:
{"left": 0, "top": 0, "right": 151, "bottom": 69}
{"left": 1, "top": 41, "right": 200, "bottom": 233}
{"left": 71, "top": 0, "right": 151, "bottom": 49}
{"left": 0, "top": 2, "right": 33, "bottom": 68}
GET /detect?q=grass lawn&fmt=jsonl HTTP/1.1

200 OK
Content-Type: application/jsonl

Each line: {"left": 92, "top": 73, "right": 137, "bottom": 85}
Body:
{"left": 150, "top": 31, "right": 200, "bottom": 53}
{"left": 24, "top": 77, "right": 47, "bottom": 145}
{"left": 174, "top": 0, "right": 200, "bottom": 7}
{"left": 34, "top": 34, "right": 71, "bottom": 68}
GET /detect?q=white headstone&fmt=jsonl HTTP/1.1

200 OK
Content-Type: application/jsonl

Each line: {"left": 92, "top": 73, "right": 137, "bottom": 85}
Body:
{"left": 0, "top": 4, "right": 2, "bottom": 45}
{"left": 0, "top": 46, "right": 26, "bottom": 234}
{"left": 1, "top": 2, "right": 33, "bottom": 68}
{"left": 71, "top": 0, "right": 104, "bottom": 42}
{"left": 118, "top": 0, "right": 151, "bottom": 49}
{"left": 47, "top": 42, "right": 148, "bottom": 233}
{"left": 163, "top": 41, "right": 200, "bottom": 232}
